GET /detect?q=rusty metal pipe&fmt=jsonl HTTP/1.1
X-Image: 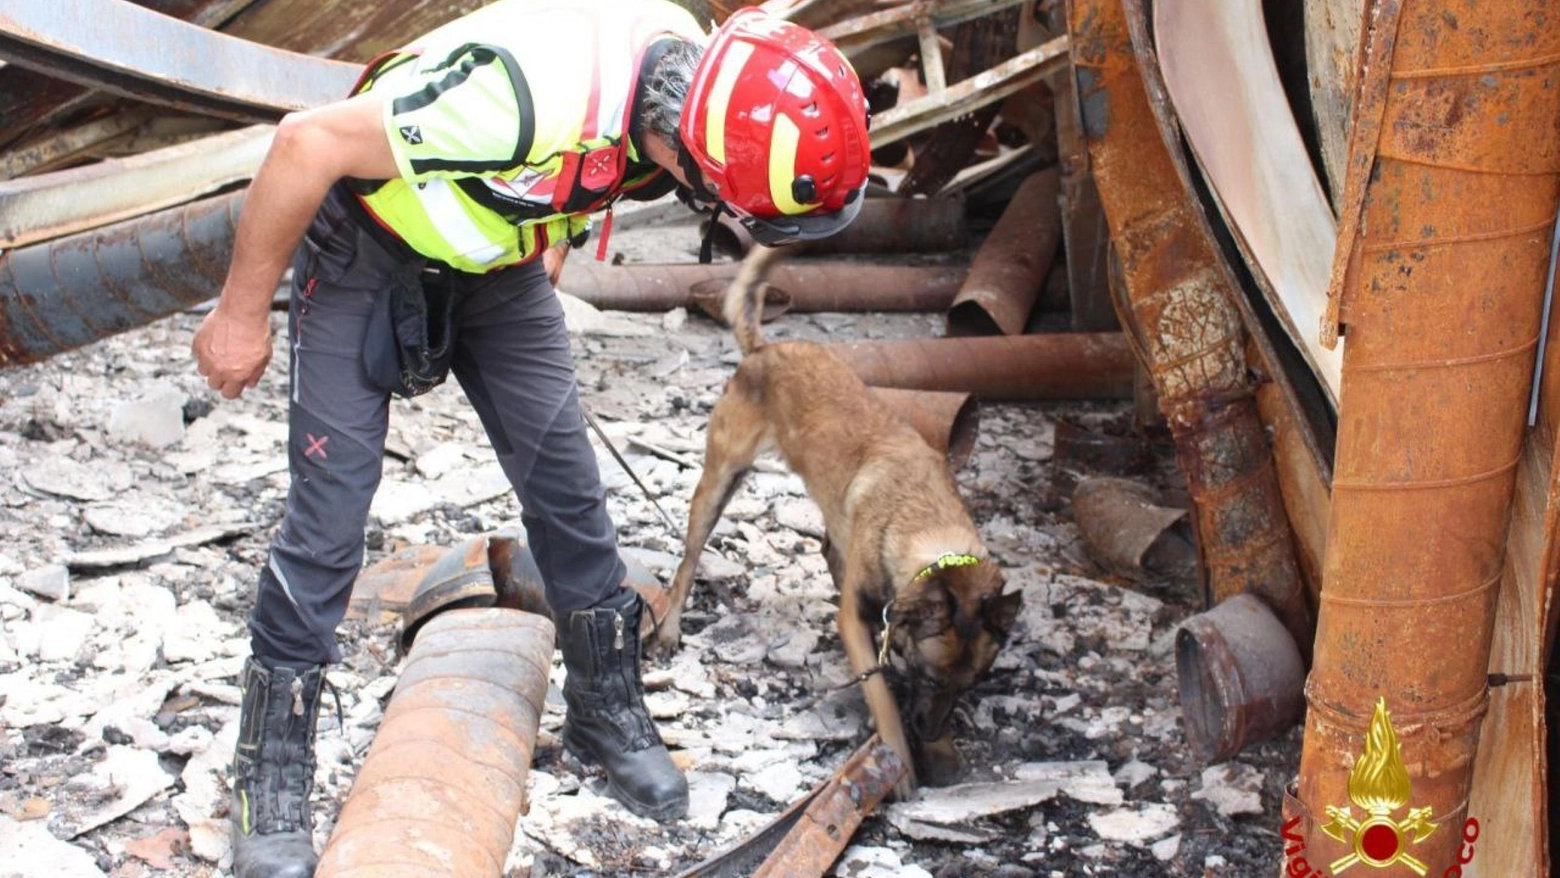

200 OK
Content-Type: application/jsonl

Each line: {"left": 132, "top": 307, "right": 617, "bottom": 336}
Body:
{"left": 0, "top": 189, "right": 241, "bottom": 366}
{"left": 1291, "top": 1, "right": 1560, "bottom": 872}
{"left": 946, "top": 167, "right": 1062, "bottom": 337}
{"left": 316, "top": 608, "right": 553, "bottom": 878}
{"left": 1176, "top": 593, "right": 1306, "bottom": 765}
{"left": 825, "top": 333, "right": 1134, "bottom": 400}
{"left": 705, "top": 196, "right": 968, "bottom": 257}
{"left": 868, "top": 388, "right": 981, "bottom": 471}
{"left": 1071, "top": 0, "right": 1317, "bottom": 758}
{"left": 559, "top": 261, "right": 966, "bottom": 313}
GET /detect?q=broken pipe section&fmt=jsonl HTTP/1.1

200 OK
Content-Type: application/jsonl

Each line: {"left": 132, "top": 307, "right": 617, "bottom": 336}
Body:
{"left": 945, "top": 167, "right": 1062, "bottom": 337}
{"left": 1068, "top": 0, "right": 1314, "bottom": 762}
{"left": 315, "top": 608, "right": 554, "bottom": 878}
{"left": 1295, "top": 1, "right": 1559, "bottom": 871}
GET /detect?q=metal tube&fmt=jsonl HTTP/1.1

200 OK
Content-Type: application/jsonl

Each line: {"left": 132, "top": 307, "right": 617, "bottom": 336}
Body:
{"left": 946, "top": 167, "right": 1061, "bottom": 337}
{"left": 0, "top": 189, "right": 242, "bottom": 366}
{"left": 705, "top": 196, "right": 968, "bottom": 257}
{"left": 559, "top": 261, "right": 966, "bottom": 313}
{"left": 1294, "top": 1, "right": 1559, "bottom": 872}
{"left": 824, "top": 333, "right": 1135, "bottom": 400}
{"left": 315, "top": 608, "right": 553, "bottom": 878}
{"left": 1071, "top": 0, "right": 1318, "bottom": 761}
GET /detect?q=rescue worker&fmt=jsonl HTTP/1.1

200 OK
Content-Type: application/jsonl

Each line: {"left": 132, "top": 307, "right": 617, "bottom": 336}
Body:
{"left": 189, "top": 1, "right": 871, "bottom": 875}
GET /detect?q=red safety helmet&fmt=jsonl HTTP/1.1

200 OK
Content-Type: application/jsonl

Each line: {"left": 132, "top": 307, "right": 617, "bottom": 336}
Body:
{"left": 679, "top": 9, "right": 871, "bottom": 247}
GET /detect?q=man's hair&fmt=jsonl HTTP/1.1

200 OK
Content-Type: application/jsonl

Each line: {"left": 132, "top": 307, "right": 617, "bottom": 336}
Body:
{"left": 642, "top": 39, "right": 705, "bottom": 143}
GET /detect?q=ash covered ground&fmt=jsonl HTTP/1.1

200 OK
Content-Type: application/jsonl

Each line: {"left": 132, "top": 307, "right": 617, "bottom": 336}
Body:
{"left": 0, "top": 211, "right": 1298, "bottom": 877}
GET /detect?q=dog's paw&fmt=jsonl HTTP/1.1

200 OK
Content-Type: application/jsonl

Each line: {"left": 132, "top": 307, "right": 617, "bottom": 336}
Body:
{"left": 648, "top": 626, "right": 683, "bottom": 659}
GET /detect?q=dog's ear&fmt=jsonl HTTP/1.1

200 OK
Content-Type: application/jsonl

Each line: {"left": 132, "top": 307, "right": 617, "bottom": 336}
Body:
{"left": 982, "top": 590, "right": 1023, "bottom": 636}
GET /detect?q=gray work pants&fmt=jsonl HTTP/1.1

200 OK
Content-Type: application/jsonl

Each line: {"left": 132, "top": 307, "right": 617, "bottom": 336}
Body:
{"left": 250, "top": 191, "right": 625, "bottom": 666}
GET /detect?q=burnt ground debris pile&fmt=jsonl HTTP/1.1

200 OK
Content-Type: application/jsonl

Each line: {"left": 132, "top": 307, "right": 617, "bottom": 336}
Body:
{"left": 0, "top": 213, "right": 1298, "bottom": 878}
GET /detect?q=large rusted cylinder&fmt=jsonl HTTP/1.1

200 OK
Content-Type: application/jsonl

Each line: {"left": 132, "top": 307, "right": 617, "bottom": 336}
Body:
{"left": 946, "top": 167, "right": 1062, "bottom": 337}
{"left": 825, "top": 333, "right": 1135, "bottom": 400}
{"left": 705, "top": 195, "right": 968, "bottom": 256}
{"left": 1294, "top": 1, "right": 1559, "bottom": 872}
{"left": 1070, "top": 0, "right": 1314, "bottom": 759}
{"left": 316, "top": 608, "right": 553, "bottom": 878}
{"left": 0, "top": 189, "right": 241, "bottom": 366}
{"left": 559, "top": 260, "right": 966, "bottom": 312}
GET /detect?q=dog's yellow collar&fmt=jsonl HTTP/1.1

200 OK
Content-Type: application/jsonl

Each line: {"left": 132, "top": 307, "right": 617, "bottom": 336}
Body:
{"left": 913, "top": 552, "right": 982, "bottom": 582}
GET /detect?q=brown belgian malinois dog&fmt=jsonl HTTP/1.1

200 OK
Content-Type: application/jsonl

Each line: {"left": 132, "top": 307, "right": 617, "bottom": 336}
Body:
{"left": 654, "top": 245, "right": 1023, "bottom": 793}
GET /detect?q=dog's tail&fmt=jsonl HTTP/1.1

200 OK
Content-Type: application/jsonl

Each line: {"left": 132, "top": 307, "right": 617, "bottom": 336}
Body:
{"left": 723, "top": 244, "right": 784, "bottom": 356}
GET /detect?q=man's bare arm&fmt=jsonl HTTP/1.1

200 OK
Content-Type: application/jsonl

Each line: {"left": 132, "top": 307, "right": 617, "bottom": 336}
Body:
{"left": 193, "top": 92, "right": 400, "bottom": 399}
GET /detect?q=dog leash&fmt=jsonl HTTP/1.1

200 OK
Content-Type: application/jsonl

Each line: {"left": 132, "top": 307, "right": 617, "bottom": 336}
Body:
{"left": 581, "top": 406, "right": 684, "bottom": 536}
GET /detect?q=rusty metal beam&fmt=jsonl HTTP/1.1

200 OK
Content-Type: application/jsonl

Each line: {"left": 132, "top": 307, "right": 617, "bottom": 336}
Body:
{"left": 0, "top": 0, "right": 360, "bottom": 122}
{"left": 316, "top": 608, "right": 553, "bottom": 878}
{"left": 825, "top": 333, "right": 1135, "bottom": 400}
{"left": 674, "top": 735, "right": 906, "bottom": 878}
{"left": 0, "top": 124, "right": 269, "bottom": 247}
{"left": 869, "top": 36, "right": 1070, "bottom": 148}
{"left": 1072, "top": 0, "right": 1317, "bottom": 760}
{"left": 820, "top": 0, "right": 1030, "bottom": 55}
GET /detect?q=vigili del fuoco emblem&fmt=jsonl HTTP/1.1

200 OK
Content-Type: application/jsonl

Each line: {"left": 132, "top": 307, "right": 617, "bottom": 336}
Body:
{"left": 1320, "top": 698, "right": 1437, "bottom": 875}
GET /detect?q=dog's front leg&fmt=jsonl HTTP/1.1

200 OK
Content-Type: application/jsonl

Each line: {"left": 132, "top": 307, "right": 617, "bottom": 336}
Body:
{"left": 838, "top": 574, "right": 918, "bottom": 798}
{"left": 657, "top": 389, "right": 767, "bottom": 656}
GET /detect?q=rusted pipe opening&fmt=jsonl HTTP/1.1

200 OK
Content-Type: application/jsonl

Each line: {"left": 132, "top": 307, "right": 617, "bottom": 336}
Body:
{"left": 946, "top": 167, "right": 1062, "bottom": 338}
{"left": 1175, "top": 593, "right": 1305, "bottom": 765}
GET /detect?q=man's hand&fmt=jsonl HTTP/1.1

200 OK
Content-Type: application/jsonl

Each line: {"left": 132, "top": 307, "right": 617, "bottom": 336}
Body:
{"left": 192, "top": 306, "right": 274, "bottom": 399}
{"left": 542, "top": 240, "right": 570, "bottom": 288}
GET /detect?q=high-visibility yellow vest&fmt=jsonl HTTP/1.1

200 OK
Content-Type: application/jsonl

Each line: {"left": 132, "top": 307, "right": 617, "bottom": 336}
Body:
{"left": 350, "top": 0, "right": 704, "bottom": 273}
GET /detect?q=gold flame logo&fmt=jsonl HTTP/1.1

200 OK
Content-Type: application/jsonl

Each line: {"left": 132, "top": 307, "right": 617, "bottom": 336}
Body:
{"left": 1321, "top": 698, "right": 1437, "bottom": 874}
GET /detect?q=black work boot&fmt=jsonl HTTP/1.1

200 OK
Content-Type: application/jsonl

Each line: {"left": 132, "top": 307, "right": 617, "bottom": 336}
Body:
{"left": 230, "top": 656, "right": 325, "bottom": 878}
{"left": 560, "top": 588, "right": 689, "bottom": 821}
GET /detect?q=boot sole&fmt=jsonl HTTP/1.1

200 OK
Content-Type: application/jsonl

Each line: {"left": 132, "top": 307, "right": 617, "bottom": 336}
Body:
{"left": 562, "top": 735, "right": 689, "bottom": 822}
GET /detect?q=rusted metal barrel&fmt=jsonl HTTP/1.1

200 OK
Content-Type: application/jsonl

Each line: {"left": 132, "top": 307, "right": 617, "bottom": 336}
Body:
{"left": 316, "top": 608, "right": 554, "bottom": 878}
{"left": 868, "top": 388, "right": 980, "bottom": 470}
{"left": 1293, "top": 1, "right": 1559, "bottom": 872}
{"left": 559, "top": 260, "right": 965, "bottom": 313}
{"left": 0, "top": 189, "right": 241, "bottom": 366}
{"left": 825, "top": 333, "right": 1135, "bottom": 400}
{"left": 704, "top": 195, "right": 968, "bottom": 256}
{"left": 946, "top": 167, "right": 1062, "bottom": 337}
{"left": 1070, "top": 0, "right": 1315, "bottom": 760}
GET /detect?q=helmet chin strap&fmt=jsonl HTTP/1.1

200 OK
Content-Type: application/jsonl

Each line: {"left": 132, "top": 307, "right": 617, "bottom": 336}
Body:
{"left": 675, "top": 140, "right": 728, "bottom": 264}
